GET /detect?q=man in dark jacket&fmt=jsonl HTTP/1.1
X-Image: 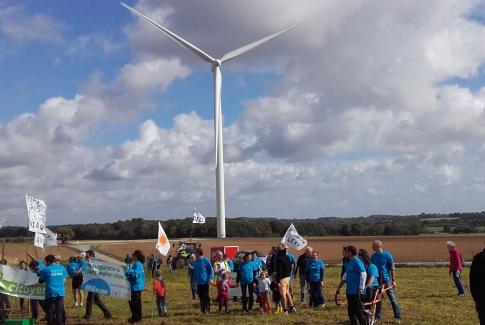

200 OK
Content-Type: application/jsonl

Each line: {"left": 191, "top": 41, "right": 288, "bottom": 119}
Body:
{"left": 470, "top": 241, "right": 485, "bottom": 325}
{"left": 295, "top": 246, "right": 313, "bottom": 305}
{"left": 276, "top": 244, "right": 294, "bottom": 314}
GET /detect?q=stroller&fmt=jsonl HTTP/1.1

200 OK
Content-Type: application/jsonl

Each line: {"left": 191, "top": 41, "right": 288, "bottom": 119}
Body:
{"left": 335, "top": 281, "right": 394, "bottom": 325}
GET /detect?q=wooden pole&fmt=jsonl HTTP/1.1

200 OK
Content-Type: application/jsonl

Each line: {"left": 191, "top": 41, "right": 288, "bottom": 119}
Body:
{"left": 1, "top": 238, "right": 5, "bottom": 262}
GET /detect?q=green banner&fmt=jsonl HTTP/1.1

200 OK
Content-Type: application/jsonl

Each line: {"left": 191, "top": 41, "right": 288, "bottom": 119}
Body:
{"left": 0, "top": 265, "right": 45, "bottom": 300}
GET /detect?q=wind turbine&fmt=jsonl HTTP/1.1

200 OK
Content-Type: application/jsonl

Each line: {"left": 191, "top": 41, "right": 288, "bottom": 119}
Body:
{"left": 122, "top": 2, "right": 299, "bottom": 238}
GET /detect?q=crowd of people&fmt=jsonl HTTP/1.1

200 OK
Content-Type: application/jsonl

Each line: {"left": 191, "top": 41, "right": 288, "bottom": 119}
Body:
{"left": 0, "top": 239, "right": 483, "bottom": 325}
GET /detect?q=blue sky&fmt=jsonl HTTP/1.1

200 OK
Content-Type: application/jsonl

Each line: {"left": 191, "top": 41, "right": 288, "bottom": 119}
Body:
{"left": 1, "top": 0, "right": 485, "bottom": 226}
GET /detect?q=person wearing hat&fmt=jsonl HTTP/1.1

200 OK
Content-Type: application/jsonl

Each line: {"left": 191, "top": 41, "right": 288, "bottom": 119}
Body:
{"left": 470, "top": 241, "right": 485, "bottom": 324}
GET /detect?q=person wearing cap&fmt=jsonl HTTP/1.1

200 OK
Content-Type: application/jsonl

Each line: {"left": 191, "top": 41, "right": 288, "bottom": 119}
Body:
{"left": 447, "top": 241, "right": 466, "bottom": 296}
{"left": 470, "top": 241, "right": 485, "bottom": 324}
{"left": 28, "top": 254, "right": 68, "bottom": 325}
{"left": 82, "top": 250, "right": 112, "bottom": 321}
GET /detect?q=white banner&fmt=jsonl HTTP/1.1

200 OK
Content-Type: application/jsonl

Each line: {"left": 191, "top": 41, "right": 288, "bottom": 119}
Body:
{"left": 33, "top": 232, "right": 45, "bottom": 248}
{"left": 0, "top": 265, "right": 45, "bottom": 300}
{"left": 192, "top": 208, "right": 206, "bottom": 224}
{"left": 227, "top": 271, "right": 241, "bottom": 297}
{"left": 81, "top": 260, "right": 131, "bottom": 300}
{"left": 156, "top": 222, "right": 170, "bottom": 256}
{"left": 0, "top": 216, "right": 7, "bottom": 229}
{"left": 26, "top": 195, "right": 47, "bottom": 234}
{"left": 281, "top": 223, "right": 307, "bottom": 251}
{"left": 34, "top": 227, "right": 58, "bottom": 249}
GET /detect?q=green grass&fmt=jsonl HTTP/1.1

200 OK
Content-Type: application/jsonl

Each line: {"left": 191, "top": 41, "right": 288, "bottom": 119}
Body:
{"left": 7, "top": 267, "right": 479, "bottom": 324}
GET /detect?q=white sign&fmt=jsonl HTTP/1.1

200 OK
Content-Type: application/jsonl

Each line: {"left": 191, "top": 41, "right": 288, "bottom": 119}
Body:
{"left": 192, "top": 208, "right": 206, "bottom": 224}
{"left": 281, "top": 223, "right": 307, "bottom": 251}
{"left": 81, "top": 260, "right": 131, "bottom": 300}
{"left": 227, "top": 271, "right": 241, "bottom": 297}
{"left": 26, "top": 195, "right": 47, "bottom": 234}
{"left": 34, "top": 227, "right": 58, "bottom": 249}
{"left": 33, "top": 232, "right": 45, "bottom": 248}
{"left": 156, "top": 222, "right": 170, "bottom": 256}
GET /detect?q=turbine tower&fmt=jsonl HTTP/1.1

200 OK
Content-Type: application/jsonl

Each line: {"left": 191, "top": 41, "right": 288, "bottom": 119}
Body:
{"left": 122, "top": 2, "right": 299, "bottom": 238}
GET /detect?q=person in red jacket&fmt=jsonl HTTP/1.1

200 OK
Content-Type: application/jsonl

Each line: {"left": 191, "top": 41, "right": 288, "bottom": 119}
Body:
{"left": 153, "top": 271, "right": 167, "bottom": 316}
{"left": 447, "top": 241, "right": 466, "bottom": 296}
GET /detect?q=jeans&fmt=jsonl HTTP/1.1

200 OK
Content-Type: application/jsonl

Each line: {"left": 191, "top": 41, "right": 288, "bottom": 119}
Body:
{"left": 156, "top": 296, "right": 167, "bottom": 315}
{"left": 375, "top": 282, "right": 401, "bottom": 320}
{"left": 84, "top": 292, "right": 111, "bottom": 318}
{"left": 30, "top": 299, "right": 46, "bottom": 320}
{"left": 309, "top": 282, "right": 324, "bottom": 307}
{"left": 240, "top": 283, "right": 254, "bottom": 311}
{"left": 452, "top": 271, "right": 466, "bottom": 295}
{"left": 45, "top": 296, "right": 66, "bottom": 325}
{"left": 197, "top": 284, "right": 210, "bottom": 313}
{"left": 299, "top": 274, "right": 310, "bottom": 303}
{"left": 190, "top": 281, "right": 198, "bottom": 299}
{"left": 347, "top": 294, "right": 367, "bottom": 325}
{"left": 128, "top": 290, "right": 143, "bottom": 322}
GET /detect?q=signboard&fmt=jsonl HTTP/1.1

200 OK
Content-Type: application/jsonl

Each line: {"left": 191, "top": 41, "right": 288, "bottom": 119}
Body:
{"left": 81, "top": 260, "right": 131, "bottom": 300}
{"left": 26, "top": 195, "right": 47, "bottom": 234}
{"left": 227, "top": 271, "right": 241, "bottom": 297}
{"left": 0, "top": 265, "right": 45, "bottom": 300}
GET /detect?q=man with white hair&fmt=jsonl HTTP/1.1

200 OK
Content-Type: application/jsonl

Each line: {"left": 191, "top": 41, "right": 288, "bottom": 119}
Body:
{"left": 371, "top": 240, "right": 401, "bottom": 323}
{"left": 447, "top": 241, "right": 466, "bottom": 296}
{"left": 294, "top": 246, "right": 313, "bottom": 305}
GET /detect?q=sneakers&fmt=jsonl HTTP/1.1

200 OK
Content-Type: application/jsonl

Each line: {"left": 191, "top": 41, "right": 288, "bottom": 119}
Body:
{"left": 74, "top": 302, "right": 79, "bottom": 307}
{"left": 394, "top": 318, "right": 401, "bottom": 324}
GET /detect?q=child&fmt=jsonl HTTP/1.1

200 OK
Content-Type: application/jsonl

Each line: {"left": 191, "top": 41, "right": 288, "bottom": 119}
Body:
{"left": 270, "top": 273, "right": 282, "bottom": 313}
{"left": 258, "top": 271, "right": 272, "bottom": 313}
{"left": 215, "top": 272, "right": 235, "bottom": 313}
{"left": 153, "top": 270, "right": 167, "bottom": 316}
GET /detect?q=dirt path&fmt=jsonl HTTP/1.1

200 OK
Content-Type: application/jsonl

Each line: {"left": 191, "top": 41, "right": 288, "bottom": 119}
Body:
{"left": 65, "top": 243, "right": 125, "bottom": 266}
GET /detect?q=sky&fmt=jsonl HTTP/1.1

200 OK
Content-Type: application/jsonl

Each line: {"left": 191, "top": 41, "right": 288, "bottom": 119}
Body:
{"left": 1, "top": 0, "right": 485, "bottom": 226}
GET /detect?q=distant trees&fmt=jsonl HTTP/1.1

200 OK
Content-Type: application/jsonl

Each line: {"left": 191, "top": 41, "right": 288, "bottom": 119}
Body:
{"left": 0, "top": 211, "right": 483, "bottom": 240}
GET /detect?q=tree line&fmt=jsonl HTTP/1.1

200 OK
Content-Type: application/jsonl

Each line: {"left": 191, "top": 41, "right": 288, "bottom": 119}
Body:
{"left": 0, "top": 212, "right": 484, "bottom": 241}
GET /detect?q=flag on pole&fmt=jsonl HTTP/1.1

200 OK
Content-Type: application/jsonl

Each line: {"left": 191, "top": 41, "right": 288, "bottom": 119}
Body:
{"left": 0, "top": 216, "right": 7, "bottom": 230}
{"left": 33, "top": 232, "right": 45, "bottom": 248}
{"left": 192, "top": 208, "right": 206, "bottom": 224}
{"left": 281, "top": 223, "right": 307, "bottom": 250}
{"left": 156, "top": 222, "right": 170, "bottom": 256}
{"left": 25, "top": 194, "right": 47, "bottom": 234}
{"left": 33, "top": 227, "right": 58, "bottom": 249}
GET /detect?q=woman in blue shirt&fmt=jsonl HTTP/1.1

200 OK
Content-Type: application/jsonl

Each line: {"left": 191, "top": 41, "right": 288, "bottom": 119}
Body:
{"left": 306, "top": 251, "right": 325, "bottom": 309}
{"left": 125, "top": 250, "right": 146, "bottom": 323}
{"left": 236, "top": 252, "right": 256, "bottom": 312}
{"left": 358, "top": 249, "right": 379, "bottom": 305}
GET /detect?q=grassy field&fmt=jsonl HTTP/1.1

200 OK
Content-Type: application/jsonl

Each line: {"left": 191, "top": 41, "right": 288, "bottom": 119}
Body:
{"left": 5, "top": 266, "right": 480, "bottom": 325}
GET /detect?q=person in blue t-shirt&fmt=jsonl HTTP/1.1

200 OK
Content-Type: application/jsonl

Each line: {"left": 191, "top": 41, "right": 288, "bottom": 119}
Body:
{"left": 358, "top": 249, "right": 380, "bottom": 312}
{"left": 125, "top": 250, "right": 146, "bottom": 323}
{"left": 237, "top": 252, "right": 256, "bottom": 312}
{"left": 29, "top": 254, "right": 68, "bottom": 325}
{"left": 306, "top": 251, "right": 325, "bottom": 309}
{"left": 193, "top": 249, "right": 214, "bottom": 314}
{"left": 336, "top": 246, "right": 367, "bottom": 325}
{"left": 371, "top": 240, "right": 401, "bottom": 322}
{"left": 224, "top": 254, "right": 234, "bottom": 272}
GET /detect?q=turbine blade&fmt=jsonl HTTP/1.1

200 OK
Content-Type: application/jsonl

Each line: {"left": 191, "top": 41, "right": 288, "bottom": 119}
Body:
{"left": 221, "top": 22, "right": 302, "bottom": 64}
{"left": 121, "top": 2, "right": 215, "bottom": 63}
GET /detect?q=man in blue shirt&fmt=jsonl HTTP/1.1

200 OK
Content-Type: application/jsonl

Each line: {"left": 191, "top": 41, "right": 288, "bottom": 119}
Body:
{"left": 306, "top": 251, "right": 325, "bottom": 309}
{"left": 31, "top": 254, "right": 68, "bottom": 325}
{"left": 371, "top": 240, "right": 401, "bottom": 322}
{"left": 125, "top": 250, "right": 146, "bottom": 323}
{"left": 193, "top": 249, "right": 214, "bottom": 313}
{"left": 82, "top": 250, "right": 112, "bottom": 321}
{"left": 223, "top": 254, "right": 234, "bottom": 272}
{"left": 336, "top": 246, "right": 367, "bottom": 325}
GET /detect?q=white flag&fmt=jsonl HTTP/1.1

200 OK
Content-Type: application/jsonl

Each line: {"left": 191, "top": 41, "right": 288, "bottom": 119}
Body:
{"left": 43, "top": 227, "right": 58, "bottom": 248}
{"left": 156, "top": 222, "right": 170, "bottom": 256}
{"left": 33, "top": 232, "right": 45, "bottom": 248}
{"left": 281, "top": 223, "right": 307, "bottom": 250}
{"left": 192, "top": 208, "right": 206, "bottom": 224}
{"left": 0, "top": 216, "right": 7, "bottom": 230}
{"left": 26, "top": 195, "right": 47, "bottom": 234}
